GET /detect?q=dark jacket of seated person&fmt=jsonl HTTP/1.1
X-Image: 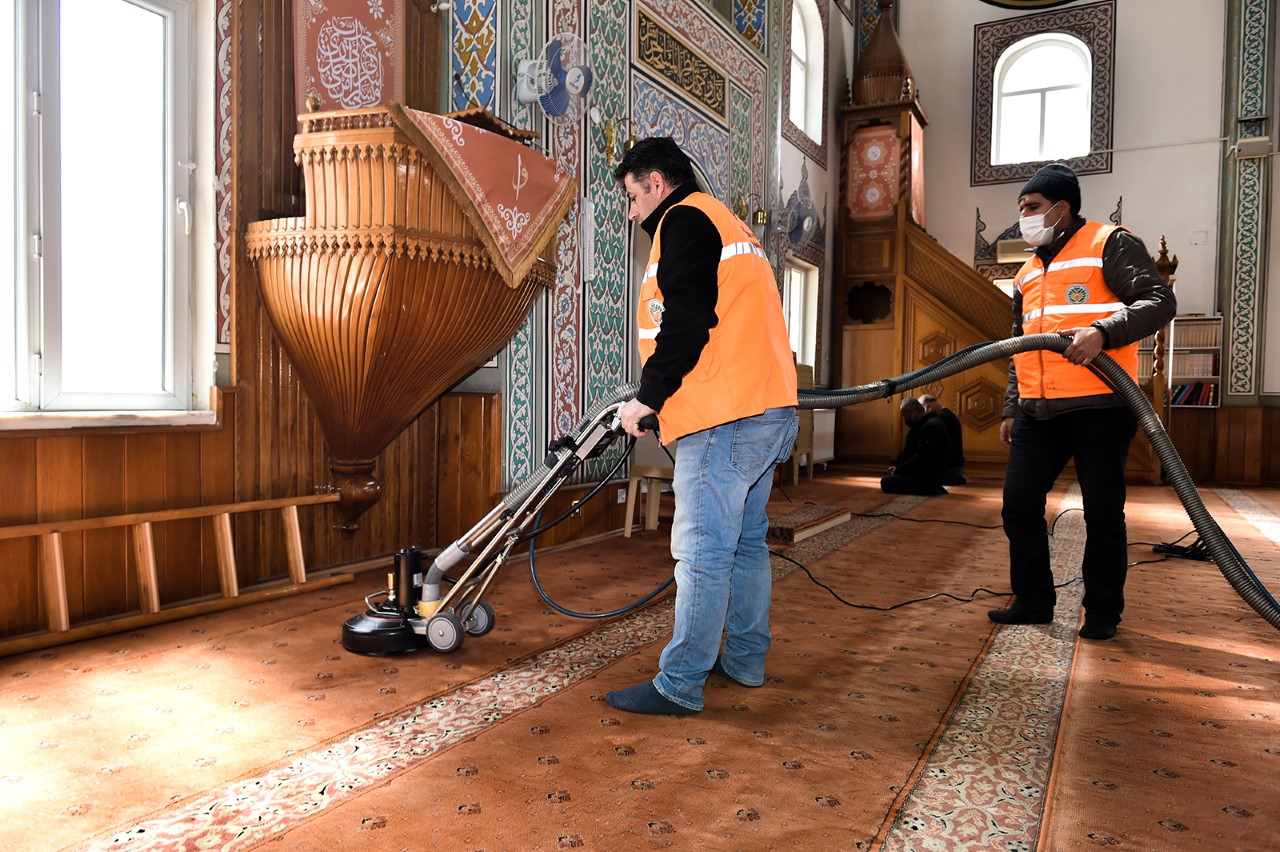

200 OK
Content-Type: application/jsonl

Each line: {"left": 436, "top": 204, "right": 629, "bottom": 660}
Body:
{"left": 881, "top": 399, "right": 951, "bottom": 495}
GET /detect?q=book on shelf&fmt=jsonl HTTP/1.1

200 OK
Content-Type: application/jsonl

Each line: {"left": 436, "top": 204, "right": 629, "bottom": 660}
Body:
{"left": 1170, "top": 382, "right": 1218, "bottom": 406}
{"left": 1173, "top": 316, "right": 1223, "bottom": 349}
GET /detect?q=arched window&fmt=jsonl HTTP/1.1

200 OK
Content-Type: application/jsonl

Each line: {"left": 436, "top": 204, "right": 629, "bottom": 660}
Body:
{"left": 971, "top": 2, "right": 1114, "bottom": 185}
{"left": 991, "top": 33, "right": 1091, "bottom": 166}
{"left": 789, "top": 12, "right": 808, "bottom": 132}
{"left": 783, "top": 0, "right": 826, "bottom": 157}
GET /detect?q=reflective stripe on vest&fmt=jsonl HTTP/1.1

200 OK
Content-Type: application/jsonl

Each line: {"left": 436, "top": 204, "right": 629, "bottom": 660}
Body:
{"left": 1012, "top": 221, "right": 1139, "bottom": 400}
{"left": 636, "top": 192, "right": 797, "bottom": 442}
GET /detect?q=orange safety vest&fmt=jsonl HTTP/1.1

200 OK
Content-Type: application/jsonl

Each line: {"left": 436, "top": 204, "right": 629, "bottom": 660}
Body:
{"left": 1012, "top": 222, "right": 1139, "bottom": 400}
{"left": 638, "top": 193, "right": 797, "bottom": 443}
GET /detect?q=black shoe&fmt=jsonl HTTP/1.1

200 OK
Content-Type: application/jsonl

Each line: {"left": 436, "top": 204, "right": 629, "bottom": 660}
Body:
{"left": 1079, "top": 621, "right": 1117, "bottom": 640}
{"left": 988, "top": 603, "right": 1053, "bottom": 625}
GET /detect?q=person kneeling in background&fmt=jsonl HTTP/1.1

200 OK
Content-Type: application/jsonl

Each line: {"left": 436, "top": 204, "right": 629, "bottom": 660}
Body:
{"left": 881, "top": 397, "right": 951, "bottom": 496}
{"left": 919, "top": 394, "right": 966, "bottom": 485}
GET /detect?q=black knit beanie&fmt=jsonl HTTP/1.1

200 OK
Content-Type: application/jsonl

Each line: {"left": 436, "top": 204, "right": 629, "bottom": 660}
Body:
{"left": 1019, "top": 163, "right": 1081, "bottom": 215}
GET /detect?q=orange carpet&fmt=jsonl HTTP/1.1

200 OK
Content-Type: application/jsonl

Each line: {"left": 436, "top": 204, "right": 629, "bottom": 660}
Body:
{"left": 0, "top": 467, "right": 1277, "bottom": 851}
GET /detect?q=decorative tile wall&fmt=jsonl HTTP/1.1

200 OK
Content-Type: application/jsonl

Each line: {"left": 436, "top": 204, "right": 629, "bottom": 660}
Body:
{"left": 452, "top": 0, "right": 499, "bottom": 110}
{"left": 734, "top": 0, "right": 767, "bottom": 52}
{"left": 486, "top": 0, "right": 770, "bottom": 487}
{"left": 1224, "top": 0, "right": 1271, "bottom": 398}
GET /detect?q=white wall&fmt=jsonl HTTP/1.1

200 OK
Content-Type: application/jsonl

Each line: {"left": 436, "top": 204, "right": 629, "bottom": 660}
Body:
{"left": 899, "top": 0, "right": 1226, "bottom": 315}
{"left": 777, "top": 2, "right": 855, "bottom": 386}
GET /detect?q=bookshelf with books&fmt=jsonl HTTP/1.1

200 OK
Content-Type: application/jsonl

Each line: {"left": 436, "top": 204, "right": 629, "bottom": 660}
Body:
{"left": 1167, "top": 315, "right": 1222, "bottom": 408}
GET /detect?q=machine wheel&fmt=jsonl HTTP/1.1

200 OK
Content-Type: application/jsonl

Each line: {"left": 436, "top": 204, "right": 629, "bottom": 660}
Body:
{"left": 463, "top": 600, "right": 496, "bottom": 637}
{"left": 426, "top": 611, "right": 464, "bottom": 653}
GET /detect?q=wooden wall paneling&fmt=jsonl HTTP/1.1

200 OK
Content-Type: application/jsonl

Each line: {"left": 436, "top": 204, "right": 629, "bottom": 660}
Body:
{"left": 1214, "top": 406, "right": 1265, "bottom": 484}
{"left": 37, "top": 437, "right": 85, "bottom": 624}
{"left": 838, "top": 325, "right": 897, "bottom": 460}
{"left": 0, "top": 438, "right": 39, "bottom": 635}
{"left": 435, "top": 394, "right": 502, "bottom": 546}
{"left": 81, "top": 434, "right": 130, "bottom": 620}
{"left": 405, "top": 0, "right": 442, "bottom": 112}
{"left": 437, "top": 395, "right": 466, "bottom": 546}
{"left": 164, "top": 430, "right": 208, "bottom": 600}
{"left": 1264, "top": 409, "right": 1280, "bottom": 483}
{"left": 1240, "top": 408, "right": 1265, "bottom": 484}
{"left": 0, "top": 551, "right": 37, "bottom": 633}
{"left": 420, "top": 407, "right": 439, "bottom": 548}
{"left": 1168, "top": 407, "right": 1217, "bottom": 483}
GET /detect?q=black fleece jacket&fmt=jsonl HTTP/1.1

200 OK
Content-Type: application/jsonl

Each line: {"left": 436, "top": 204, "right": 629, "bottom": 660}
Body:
{"left": 635, "top": 183, "right": 722, "bottom": 412}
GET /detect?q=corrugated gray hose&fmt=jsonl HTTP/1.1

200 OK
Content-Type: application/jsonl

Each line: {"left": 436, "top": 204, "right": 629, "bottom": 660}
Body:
{"left": 508, "top": 334, "right": 1279, "bottom": 630}
{"left": 801, "top": 331, "right": 1279, "bottom": 632}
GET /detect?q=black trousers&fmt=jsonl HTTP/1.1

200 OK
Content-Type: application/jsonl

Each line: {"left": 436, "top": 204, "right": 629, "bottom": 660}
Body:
{"left": 1001, "top": 406, "right": 1138, "bottom": 624}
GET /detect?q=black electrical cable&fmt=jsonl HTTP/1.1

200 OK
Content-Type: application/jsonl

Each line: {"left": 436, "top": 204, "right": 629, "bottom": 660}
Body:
{"left": 521, "top": 420, "right": 675, "bottom": 619}
{"left": 769, "top": 548, "right": 1075, "bottom": 610}
{"left": 526, "top": 504, "right": 674, "bottom": 619}
{"left": 848, "top": 510, "right": 1002, "bottom": 530}
{"left": 516, "top": 435, "right": 636, "bottom": 542}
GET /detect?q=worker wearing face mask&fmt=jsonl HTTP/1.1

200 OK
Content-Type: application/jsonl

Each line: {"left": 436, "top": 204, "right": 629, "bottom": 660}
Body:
{"left": 989, "top": 163, "right": 1176, "bottom": 641}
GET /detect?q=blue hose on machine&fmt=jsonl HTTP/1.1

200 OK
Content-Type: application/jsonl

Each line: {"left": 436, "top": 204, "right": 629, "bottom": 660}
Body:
{"left": 340, "top": 333, "right": 1280, "bottom": 655}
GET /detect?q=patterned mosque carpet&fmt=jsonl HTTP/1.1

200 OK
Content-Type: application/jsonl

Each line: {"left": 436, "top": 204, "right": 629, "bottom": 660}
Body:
{"left": 1, "top": 468, "right": 1277, "bottom": 851}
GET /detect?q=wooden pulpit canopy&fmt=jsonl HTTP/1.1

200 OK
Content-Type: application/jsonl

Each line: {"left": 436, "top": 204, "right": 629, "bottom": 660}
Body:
{"left": 246, "top": 105, "right": 575, "bottom": 529}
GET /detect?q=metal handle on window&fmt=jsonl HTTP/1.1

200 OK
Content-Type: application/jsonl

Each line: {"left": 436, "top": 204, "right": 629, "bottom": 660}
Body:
{"left": 177, "top": 198, "right": 191, "bottom": 235}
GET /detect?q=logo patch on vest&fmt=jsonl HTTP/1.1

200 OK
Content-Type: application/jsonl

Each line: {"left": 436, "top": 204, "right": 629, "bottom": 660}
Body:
{"left": 1065, "top": 283, "right": 1090, "bottom": 304}
{"left": 647, "top": 299, "right": 664, "bottom": 326}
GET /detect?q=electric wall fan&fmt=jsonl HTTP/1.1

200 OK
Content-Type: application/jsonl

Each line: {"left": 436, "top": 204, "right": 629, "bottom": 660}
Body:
{"left": 516, "top": 32, "right": 594, "bottom": 123}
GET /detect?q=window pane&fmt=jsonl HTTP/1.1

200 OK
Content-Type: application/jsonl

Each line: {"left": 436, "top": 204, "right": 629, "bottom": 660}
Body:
{"left": 59, "top": 0, "right": 167, "bottom": 394}
{"left": 995, "top": 92, "right": 1041, "bottom": 165}
{"left": 1002, "top": 43, "right": 1087, "bottom": 93}
{"left": 789, "top": 57, "right": 805, "bottom": 129}
{"left": 1043, "top": 86, "right": 1090, "bottom": 160}
{"left": 791, "top": 13, "right": 806, "bottom": 62}
{"left": 1, "top": 4, "right": 15, "bottom": 402}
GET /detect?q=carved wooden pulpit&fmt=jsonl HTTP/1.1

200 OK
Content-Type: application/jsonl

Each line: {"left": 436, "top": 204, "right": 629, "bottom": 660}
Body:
{"left": 246, "top": 105, "right": 574, "bottom": 529}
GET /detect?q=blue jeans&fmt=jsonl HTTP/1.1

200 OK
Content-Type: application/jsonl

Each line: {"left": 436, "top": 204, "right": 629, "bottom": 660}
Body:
{"left": 653, "top": 407, "right": 799, "bottom": 710}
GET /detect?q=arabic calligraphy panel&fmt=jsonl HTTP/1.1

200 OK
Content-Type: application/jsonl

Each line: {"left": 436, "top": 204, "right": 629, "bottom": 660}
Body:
{"left": 636, "top": 8, "right": 727, "bottom": 120}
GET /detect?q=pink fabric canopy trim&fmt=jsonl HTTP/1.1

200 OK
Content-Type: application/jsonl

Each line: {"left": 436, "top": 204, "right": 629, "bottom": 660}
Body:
{"left": 392, "top": 105, "right": 575, "bottom": 288}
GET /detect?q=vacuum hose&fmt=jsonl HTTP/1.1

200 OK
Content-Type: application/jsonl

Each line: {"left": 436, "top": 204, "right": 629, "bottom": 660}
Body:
{"left": 792, "top": 332, "right": 1280, "bottom": 631}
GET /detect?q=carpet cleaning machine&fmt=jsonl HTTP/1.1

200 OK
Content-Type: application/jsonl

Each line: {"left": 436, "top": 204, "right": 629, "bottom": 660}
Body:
{"left": 341, "top": 334, "right": 1280, "bottom": 655}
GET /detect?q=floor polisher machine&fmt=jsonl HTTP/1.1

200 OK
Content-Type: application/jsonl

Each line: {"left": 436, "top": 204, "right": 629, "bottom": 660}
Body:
{"left": 341, "top": 395, "right": 653, "bottom": 655}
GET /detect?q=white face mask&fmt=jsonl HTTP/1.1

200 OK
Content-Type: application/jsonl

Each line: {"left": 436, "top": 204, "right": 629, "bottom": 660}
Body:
{"left": 1019, "top": 201, "right": 1064, "bottom": 247}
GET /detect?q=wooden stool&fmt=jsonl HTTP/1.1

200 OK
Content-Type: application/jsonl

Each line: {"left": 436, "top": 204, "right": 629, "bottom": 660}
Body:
{"left": 624, "top": 465, "right": 675, "bottom": 537}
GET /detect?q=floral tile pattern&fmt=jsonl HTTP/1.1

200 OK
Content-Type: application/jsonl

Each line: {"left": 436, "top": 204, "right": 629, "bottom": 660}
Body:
{"left": 881, "top": 485, "right": 1085, "bottom": 850}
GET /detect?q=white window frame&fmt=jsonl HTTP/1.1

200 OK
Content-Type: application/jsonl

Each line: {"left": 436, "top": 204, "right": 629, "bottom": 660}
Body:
{"left": 3, "top": 0, "right": 214, "bottom": 425}
{"left": 782, "top": 258, "right": 818, "bottom": 368}
{"left": 781, "top": 0, "right": 828, "bottom": 163}
{"left": 991, "top": 33, "right": 1091, "bottom": 166}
